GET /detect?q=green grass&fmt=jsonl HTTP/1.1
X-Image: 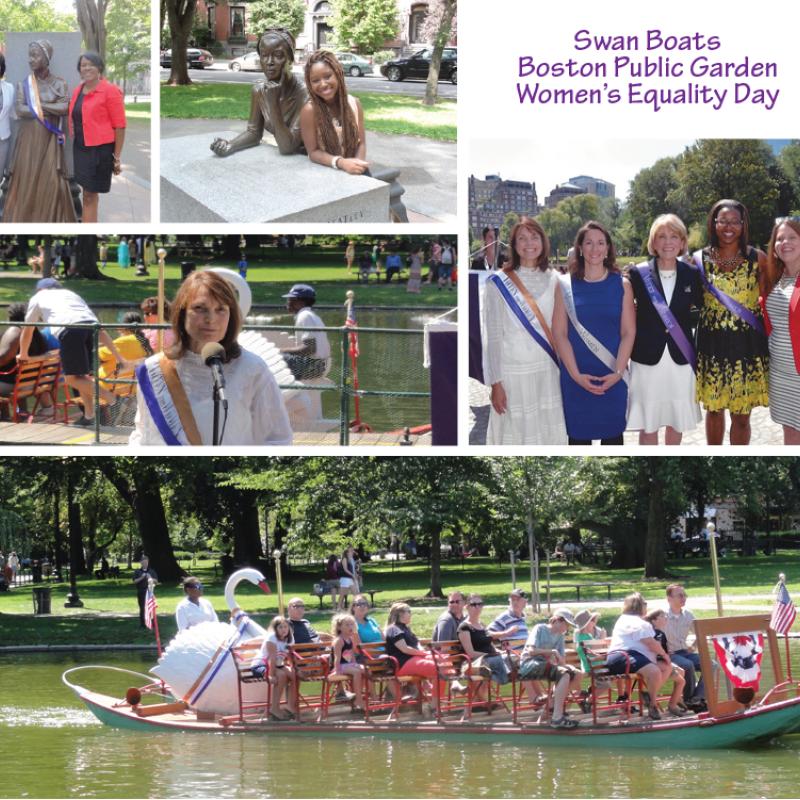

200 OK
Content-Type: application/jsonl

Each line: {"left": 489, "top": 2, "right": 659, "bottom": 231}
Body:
{"left": 124, "top": 102, "right": 150, "bottom": 120}
{"left": 0, "top": 265, "right": 456, "bottom": 309}
{"left": 1, "top": 552, "right": 794, "bottom": 647}
{"left": 160, "top": 85, "right": 456, "bottom": 141}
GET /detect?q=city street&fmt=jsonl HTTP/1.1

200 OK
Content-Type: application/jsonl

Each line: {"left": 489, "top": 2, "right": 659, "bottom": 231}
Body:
{"left": 159, "top": 63, "right": 457, "bottom": 99}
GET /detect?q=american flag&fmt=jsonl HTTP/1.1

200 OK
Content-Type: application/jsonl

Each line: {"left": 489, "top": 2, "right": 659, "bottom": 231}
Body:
{"left": 770, "top": 581, "right": 796, "bottom": 635}
{"left": 345, "top": 299, "right": 359, "bottom": 359}
{"left": 144, "top": 581, "right": 158, "bottom": 630}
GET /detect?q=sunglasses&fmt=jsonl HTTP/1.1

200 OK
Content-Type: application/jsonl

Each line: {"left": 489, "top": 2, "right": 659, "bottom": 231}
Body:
{"left": 469, "top": 602, "right": 483, "bottom": 607}
{"left": 354, "top": 601, "right": 369, "bottom": 607}
{"left": 185, "top": 583, "right": 202, "bottom": 590}
{"left": 290, "top": 603, "right": 305, "bottom": 609}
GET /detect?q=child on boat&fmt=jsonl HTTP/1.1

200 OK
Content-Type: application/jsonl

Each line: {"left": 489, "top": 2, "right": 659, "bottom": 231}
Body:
{"left": 252, "top": 615, "right": 298, "bottom": 721}
{"left": 645, "top": 609, "right": 688, "bottom": 717}
{"left": 331, "top": 613, "right": 365, "bottom": 713}
{"left": 300, "top": 50, "right": 369, "bottom": 175}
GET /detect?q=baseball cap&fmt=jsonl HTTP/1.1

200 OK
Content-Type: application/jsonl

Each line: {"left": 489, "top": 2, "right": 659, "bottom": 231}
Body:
{"left": 282, "top": 284, "right": 315, "bottom": 300}
{"left": 36, "top": 277, "right": 61, "bottom": 290}
{"left": 509, "top": 589, "right": 528, "bottom": 600}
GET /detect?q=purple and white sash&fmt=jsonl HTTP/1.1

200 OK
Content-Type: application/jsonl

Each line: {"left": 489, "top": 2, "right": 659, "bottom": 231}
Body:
{"left": 637, "top": 263, "right": 696, "bottom": 372}
{"left": 557, "top": 273, "right": 629, "bottom": 385}
{"left": 135, "top": 359, "right": 187, "bottom": 446}
{"left": 692, "top": 249, "right": 765, "bottom": 335}
{"left": 488, "top": 272, "right": 558, "bottom": 365}
{"left": 23, "top": 75, "right": 65, "bottom": 146}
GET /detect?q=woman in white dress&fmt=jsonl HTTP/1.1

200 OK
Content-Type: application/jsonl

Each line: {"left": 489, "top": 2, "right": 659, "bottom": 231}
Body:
{"left": 130, "top": 271, "right": 292, "bottom": 446}
{"left": 762, "top": 217, "right": 800, "bottom": 444}
{"left": 483, "top": 217, "right": 567, "bottom": 444}
{"left": 627, "top": 214, "right": 704, "bottom": 444}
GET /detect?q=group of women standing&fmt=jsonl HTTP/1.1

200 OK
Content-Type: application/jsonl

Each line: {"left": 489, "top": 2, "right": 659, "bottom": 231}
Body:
{"left": 483, "top": 200, "right": 800, "bottom": 445}
{"left": 1, "top": 40, "right": 125, "bottom": 223}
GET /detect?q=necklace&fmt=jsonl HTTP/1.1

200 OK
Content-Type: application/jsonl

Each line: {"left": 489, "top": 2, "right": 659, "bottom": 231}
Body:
{"left": 584, "top": 267, "right": 608, "bottom": 283}
{"left": 709, "top": 247, "right": 744, "bottom": 270}
{"left": 658, "top": 269, "right": 676, "bottom": 280}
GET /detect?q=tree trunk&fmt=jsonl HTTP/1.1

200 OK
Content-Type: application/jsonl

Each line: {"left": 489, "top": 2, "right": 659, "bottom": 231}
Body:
{"left": 52, "top": 486, "right": 65, "bottom": 578}
{"left": 41, "top": 236, "right": 53, "bottom": 279}
{"left": 166, "top": 0, "right": 198, "bottom": 86}
{"left": 66, "top": 466, "right": 87, "bottom": 575}
{"left": 422, "top": 0, "right": 456, "bottom": 106}
{"left": 232, "top": 492, "right": 264, "bottom": 565}
{"left": 97, "top": 461, "right": 183, "bottom": 581}
{"left": 644, "top": 460, "right": 667, "bottom": 578}
{"left": 76, "top": 0, "right": 108, "bottom": 59}
{"left": 425, "top": 525, "right": 444, "bottom": 598}
{"left": 74, "top": 236, "right": 103, "bottom": 279}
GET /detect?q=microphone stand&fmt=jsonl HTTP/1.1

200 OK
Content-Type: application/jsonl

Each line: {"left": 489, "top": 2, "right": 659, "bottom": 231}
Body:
{"left": 212, "top": 380, "right": 227, "bottom": 446}
{"left": 493, "top": 226, "right": 500, "bottom": 270}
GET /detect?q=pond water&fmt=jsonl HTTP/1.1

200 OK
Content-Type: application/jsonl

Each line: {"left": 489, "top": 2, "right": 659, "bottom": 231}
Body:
{"left": 3, "top": 651, "right": 800, "bottom": 799}
{"left": 93, "top": 307, "right": 446, "bottom": 433}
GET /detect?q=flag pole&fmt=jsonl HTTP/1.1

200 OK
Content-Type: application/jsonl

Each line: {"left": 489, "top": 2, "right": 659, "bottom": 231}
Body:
{"left": 706, "top": 521, "right": 723, "bottom": 616}
{"left": 156, "top": 248, "right": 167, "bottom": 353}
{"left": 775, "top": 573, "right": 793, "bottom": 682}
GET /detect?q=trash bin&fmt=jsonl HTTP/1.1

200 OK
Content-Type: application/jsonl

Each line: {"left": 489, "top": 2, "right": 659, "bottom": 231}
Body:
{"left": 181, "top": 261, "right": 196, "bottom": 280}
{"left": 32, "top": 587, "right": 51, "bottom": 615}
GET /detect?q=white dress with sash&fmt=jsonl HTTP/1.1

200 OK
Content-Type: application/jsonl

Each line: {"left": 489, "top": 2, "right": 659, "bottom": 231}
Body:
{"left": 482, "top": 267, "right": 567, "bottom": 445}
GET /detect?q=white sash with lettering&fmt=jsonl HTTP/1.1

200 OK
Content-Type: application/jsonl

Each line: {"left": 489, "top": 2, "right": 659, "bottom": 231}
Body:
{"left": 557, "top": 273, "right": 629, "bottom": 385}
{"left": 139, "top": 357, "right": 190, "bottom": 445}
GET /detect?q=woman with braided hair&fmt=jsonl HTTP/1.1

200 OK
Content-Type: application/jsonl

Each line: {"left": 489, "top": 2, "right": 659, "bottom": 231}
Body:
{"left": 299, "top": 50, "right": 369, "bottom": 175}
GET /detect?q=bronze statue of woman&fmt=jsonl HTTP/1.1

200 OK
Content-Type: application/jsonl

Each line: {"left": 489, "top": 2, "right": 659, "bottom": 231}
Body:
{"left": 210, "top": 28, "right": 308, "bottom": 158}
{"left": 2, "top": 40, "right": 77, "bottom": 222}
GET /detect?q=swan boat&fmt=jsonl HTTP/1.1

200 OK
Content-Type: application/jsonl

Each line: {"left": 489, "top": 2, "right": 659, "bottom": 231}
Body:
{"left": 63, "top": 594, "right": 800, "bottom": 750}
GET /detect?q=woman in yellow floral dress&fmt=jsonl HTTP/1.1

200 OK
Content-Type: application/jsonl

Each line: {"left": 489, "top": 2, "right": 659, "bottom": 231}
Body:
{"left": 694, "top": 199, "right": 769, "bottom": 445}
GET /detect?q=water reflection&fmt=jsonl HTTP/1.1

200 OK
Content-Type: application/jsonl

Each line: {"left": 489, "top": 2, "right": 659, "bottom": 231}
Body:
{"left": 4, "top": 653, "right": 800, "bottom": 798}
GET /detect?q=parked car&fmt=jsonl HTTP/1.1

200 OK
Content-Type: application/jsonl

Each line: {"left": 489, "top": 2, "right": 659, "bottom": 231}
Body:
{"left": 160, "top": 48, "right": 214, "bottom": 70}
{"left": 334, "top": 52, "right": 374, "bottom": 77}
{"left": 380, "top": 47, "right": 457, "bottom": 84}
{"left": 228, "top": 51, "right": 262, "bottom": 72}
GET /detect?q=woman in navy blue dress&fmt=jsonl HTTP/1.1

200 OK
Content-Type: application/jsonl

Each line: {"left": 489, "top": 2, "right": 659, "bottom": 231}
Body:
{"left": 553, "top": 221, "right": 636, "bottom": 444}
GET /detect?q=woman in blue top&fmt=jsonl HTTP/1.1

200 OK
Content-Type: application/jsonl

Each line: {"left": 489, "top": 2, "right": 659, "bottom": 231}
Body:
{"left": 350, "top": 594, "right": 383, "bottom": 643}
{"left": 553, "top": 221, "right": 636, "bottom": 444}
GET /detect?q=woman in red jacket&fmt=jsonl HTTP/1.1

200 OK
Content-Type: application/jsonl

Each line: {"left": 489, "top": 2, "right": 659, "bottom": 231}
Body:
{"left": 68, "top": 52, "right": 126, "bottom": 223}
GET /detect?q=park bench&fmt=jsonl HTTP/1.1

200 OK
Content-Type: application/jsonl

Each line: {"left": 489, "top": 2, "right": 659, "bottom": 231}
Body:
{"left": 577, "top": 639, "right": 642, "bottom": 724}
{"left": 0, "top": 351, "right": 61, "bottom": 423}
{"left": 310, "top": 581, "right": 382, "bottom": 608}
{"left": 573, "top": 582, "right": 614, "bottom": 601}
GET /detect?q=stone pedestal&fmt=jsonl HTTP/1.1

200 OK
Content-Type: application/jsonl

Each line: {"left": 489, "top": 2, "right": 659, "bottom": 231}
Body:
{"left": 160, "top": 132, "right": 390, "bottom": 222}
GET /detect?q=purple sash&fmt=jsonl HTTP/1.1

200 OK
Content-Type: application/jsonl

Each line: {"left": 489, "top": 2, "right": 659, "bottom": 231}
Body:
{"left": 22, "top": 76, "right": 66, "bottom": 146}
{"left": 135, "top": 362, "right": 182, "bottom": 446}
{"left": 637, "top": 263, "right": 696, "bottom": 372}
{"left": 692, "top": 250, "right": 765, "bottom": 335}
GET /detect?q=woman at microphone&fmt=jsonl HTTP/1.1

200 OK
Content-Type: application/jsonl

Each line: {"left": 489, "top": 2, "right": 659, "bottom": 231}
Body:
{"left": 130, "top": 271, "right": 292, "bottom": 446}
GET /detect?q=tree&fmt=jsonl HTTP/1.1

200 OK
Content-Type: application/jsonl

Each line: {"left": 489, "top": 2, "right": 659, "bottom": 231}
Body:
{"left": 73, "top": 236, "right": 103, "bottom": 279}
{"left": 164, "top": 0, "right": 198, "bottom": 85}
{"left": 329, "top": 0, "right": 399, "bottom": 53}
{"left": 778, "top": 140, "right": 800, "bottom": 212}
{"left": 421, "top": 0, "right": 456, "bottom": 106}
{"left": 249, "top": 0, "right": 305, "bottom": 39}
{"left": 0, "top": 0, "right": 74, "bottom": 39}
{"left": 671, "top": 140, "right": 784, "bottom": 247}
{"left": 76, "top": 0, "right": 109, "bottom": 57}
{"left": 104, "top": 0, "right": 150, "bottom": 92}
{"left": 624, "top": 156, "right": 682, "bottom": 251}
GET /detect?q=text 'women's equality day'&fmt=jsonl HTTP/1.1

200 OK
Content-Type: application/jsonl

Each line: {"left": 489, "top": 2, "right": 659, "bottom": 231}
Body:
{"left": 516, "top": 29, "right": 779, "bottom": 112}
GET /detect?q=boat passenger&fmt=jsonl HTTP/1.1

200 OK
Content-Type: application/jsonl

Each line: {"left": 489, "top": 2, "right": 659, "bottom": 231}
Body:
{"left": 431, "top": 591, "right": 466, "bottom": 641}
{"left": 350, "top": 594, "right": 383, "bottom": 644}
{"left": 457, "top": 594, "right": 510, "bottom": 699}
{"left": 287, "top": 597, "right": 332, "bottom": 644}
{"left": 664, "top": 583, "right": 708, "bottom": 711}
{"left": 252, "top": 615, "right": 297, "bottom": 721}
{"left": 645, "top": 609, "right": 688, "bottom": 717}
{"left": 605, "top": 592, "right": 668, "bottom": 719}
{"left": 572, "top": 609, "right": 607, "bottom": 672}
{"left": 175, "top": 576, "right": 217, "bottom": 631}
{"left": 384, "top": 602, "right": 440, "bottom": 695}
{"left": 518, "top": 608, "right": 583, "bottom": 729}
{"left": 331, "top": 613, "right": 365, "bottom": 713}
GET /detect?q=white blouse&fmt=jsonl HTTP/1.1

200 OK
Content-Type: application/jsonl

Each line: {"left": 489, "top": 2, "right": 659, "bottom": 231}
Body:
{"left": 129, "top": 348, "right": 293, "bottom": 446}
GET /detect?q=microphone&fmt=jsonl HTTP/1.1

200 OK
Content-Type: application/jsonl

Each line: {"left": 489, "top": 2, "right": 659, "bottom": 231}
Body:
{"left": 201, "top": 341, "right": 227, "bottom": 402}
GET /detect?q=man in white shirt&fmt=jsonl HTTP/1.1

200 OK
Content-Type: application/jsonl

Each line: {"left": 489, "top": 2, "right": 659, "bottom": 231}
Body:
{"left": 175, "top": 576, "right": 218, "bottom": 631}
{"left": 19, "top": 278, "right": 128, "bottom": 426}
{"left": 280, "top": 284, "right": 331, "bottom": 380}
{"left": 0, "top": 54, "right": 16, "bottom": 178}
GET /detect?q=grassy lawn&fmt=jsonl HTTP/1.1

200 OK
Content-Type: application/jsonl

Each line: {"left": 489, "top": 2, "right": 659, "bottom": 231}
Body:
{"left": 160, "top": 84, "right": 456, "bottom": 142}
{"left": 0, "top": 270, "right": 456, "bottom": 309}
{"left": 1, "top": 552, "right": 794, "bottom": 647}
{"left": 124, "top": 102, "right": 150, "bottom": 120}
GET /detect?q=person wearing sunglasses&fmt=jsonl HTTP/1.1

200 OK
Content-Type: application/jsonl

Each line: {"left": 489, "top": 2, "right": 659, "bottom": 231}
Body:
{"left": 287, "top": 597, "right": 333, "bottom": 644}
{"left": 457, "top": 594, "right": 510, "bottom": 696}
{"left": 350, "top": 594, "right": 383, "bottom": 643}
{"left": 432, "top": 591, "right": 466, "bottom": 642}
{"left": 175, "top": 576, "right": 217, "bottom": 631}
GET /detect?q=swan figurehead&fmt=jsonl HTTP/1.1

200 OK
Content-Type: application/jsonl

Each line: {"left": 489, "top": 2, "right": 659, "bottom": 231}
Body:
{"left": 226, "top": 567, "right": 271, "bottom": 639}
{"left": 149, "top": 568, "right": 272, "bottom": 715}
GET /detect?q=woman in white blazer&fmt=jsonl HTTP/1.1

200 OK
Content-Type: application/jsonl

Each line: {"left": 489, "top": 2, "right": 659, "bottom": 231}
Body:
{"left": 0, "top": 54, "right": 16, "bottom": 177}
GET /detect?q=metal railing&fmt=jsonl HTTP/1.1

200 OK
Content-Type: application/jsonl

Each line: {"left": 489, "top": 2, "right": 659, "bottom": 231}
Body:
{"left": 8, "top": 320, "right": 431, "bottom": 446}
